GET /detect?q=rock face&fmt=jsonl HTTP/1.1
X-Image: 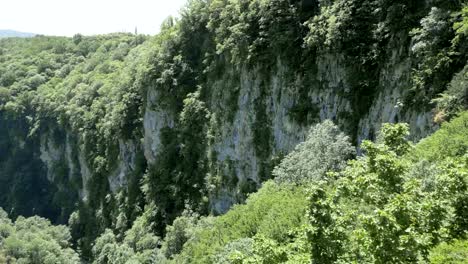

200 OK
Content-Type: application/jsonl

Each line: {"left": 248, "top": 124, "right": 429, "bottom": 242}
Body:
{"left": 108, "top": 139, "right": 138, "bottom": 193}
{"left": 34, "top": 51, "right": 437, "bottom": 215}
{"left": 141, "top": 55, "right": 436, "bottom": 213}
{"left": 34, "top": 36, "right": 438, "bottom": 216}
{"left": 357, "top": 45, "right": 436, "bottom": 145}
{"left": 39, "top": 130, "right": 141, "bottom": 202}
{"left": 40, "top": 134, "right": 65, "bottom": 182}
{"left": 143, "top": 88, "right": 175, "bottom": 163}
{"left": 38, "top": 131, "right": 88, "bottom": 200}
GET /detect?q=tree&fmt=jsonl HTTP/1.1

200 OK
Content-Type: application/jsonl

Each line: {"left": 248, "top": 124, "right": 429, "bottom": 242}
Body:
{"left": 0, "top": 209, "right": 80, "bottom": 264}
{"left": 433, "top": 65, "right": 468, "bottom": 121}
{"left": 92, "top": 208, "right": 160, "bottom": 264}
{"left": 92, "top": 229, "right": 135, "bottom": 264}
{"left": 160, "top": 212, "right": 199, "bottom": 259}
{"left": 273, "top": 120, "right": 355, "bottom": 184}
{"left": 307, "top": 123, "right": 468, "bottom": 263}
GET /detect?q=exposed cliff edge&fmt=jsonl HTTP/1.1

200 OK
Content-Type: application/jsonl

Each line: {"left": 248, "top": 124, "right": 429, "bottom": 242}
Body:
{"left": 0, "top": 1, "right": 466, "bottom": 256}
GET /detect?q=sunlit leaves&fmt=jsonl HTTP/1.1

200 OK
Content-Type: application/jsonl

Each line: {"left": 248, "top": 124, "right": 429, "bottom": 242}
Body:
{"left": 0, "top": 209, "right": 80, "bottom": 264}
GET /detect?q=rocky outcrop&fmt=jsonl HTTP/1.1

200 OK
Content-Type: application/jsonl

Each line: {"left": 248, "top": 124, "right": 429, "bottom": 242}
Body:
{"left": 143, "top": 88, "right": 175, "bottom": 163}
{"left": 33, "top": 36, "right": 438, "bottom": 215}
{"left": 142, "top": 53, "right": 437, "bottom": 212}
{"left": 39, "top": 131, "right": 140, "bottom": 202}
{"left": 108, "top": 139, "right": 138, "bottom": 193}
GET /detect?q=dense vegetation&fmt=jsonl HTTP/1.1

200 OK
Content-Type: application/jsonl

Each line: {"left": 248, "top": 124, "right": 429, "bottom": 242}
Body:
{"left": 0, "top": 208, "right": 79, "bottom": 263}
{"left": 153, "top": 114, "right": 468, "bottom": 263}
{"left": 0, "top": 0, "right": 467, "bottom": 263}
{"left": 1, "top": 115, "right": 467, "bottom": 263}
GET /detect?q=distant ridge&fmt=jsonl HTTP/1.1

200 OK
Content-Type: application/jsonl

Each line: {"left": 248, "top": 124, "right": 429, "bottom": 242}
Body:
{"left": 0, "top": 29, "right": 36, "bottom": 38}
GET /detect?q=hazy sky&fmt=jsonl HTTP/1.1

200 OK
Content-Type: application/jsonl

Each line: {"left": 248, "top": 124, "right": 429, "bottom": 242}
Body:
{"left": 0, "top": 0, "right": 188, "bottom": 36}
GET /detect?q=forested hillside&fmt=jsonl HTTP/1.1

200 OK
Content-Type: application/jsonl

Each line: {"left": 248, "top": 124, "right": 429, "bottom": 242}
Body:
{"left": 0, "top": 0, "right": 467, "bottom": 263}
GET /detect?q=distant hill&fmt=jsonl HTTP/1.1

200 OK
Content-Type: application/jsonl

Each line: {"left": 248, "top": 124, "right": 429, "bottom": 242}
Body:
{"left": 0, "top": 29, "right": 35, "bottom": 38}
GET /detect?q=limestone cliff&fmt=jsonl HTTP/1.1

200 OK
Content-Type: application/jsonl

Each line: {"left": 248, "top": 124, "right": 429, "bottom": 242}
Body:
{"left": 1, "top": 0, "right": 465, "bottom": 230}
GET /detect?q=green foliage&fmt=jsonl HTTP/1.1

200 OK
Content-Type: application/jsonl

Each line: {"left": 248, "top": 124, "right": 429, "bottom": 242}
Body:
{"left": 213, "top": 232, "right": 310, "bottom": 264}
{"left": 1, "top": 1, "right": 467, "bottom": 263}
{"left": 412, "top": 111, "right": 468, "bottom": 161}
{"left": 429, "top": 239, "right": 468, "bottom": 264}
{"left": 307, "top": 184, "right": 345, "bottom": 264}
{"left": 433, "top": 64, "right": 468, "bottom": 120}
{"left": 171, "top": 181, "right": 308, "bottom": 263}
{"left": 92, "top": 229, "right": 137, "bottom": 264}
{"left": 178, "top": 91, "right": 211, "bottom": 207}
{"left": 92, "top": 208, "right": 160, "bottom": 264}
{"left": 123, "top": 207, "right": 160, "bottom": 255}
{"left": 207, "top": 0, "right": 305, "bottom": 67}
{"left": 409, "top": 4, "right": 467, "bottom": 106}
{"left": 0, "top": 208, "right": 80, "bottom": 263}
{"left": 142, "top": 91, "right": 210, "bottom": 234}
{"left": 212, "top": 238, "right": 255, "bottom": 263}
{"left": 160, "top": 212, "right": 199, "bottom": 259}
{"left": 0, "top": 34, "right": 152, "bottom": 259}
{"left": 307, "top": 122, "right": 468, "bottom": 263}
{"left": 377, "top": 122, "right": 412, "bottom": 156}
{"left": 305, "top": 0, "right": 379, "bottom": 57}
{"left": 273, "top": 120, "right": 355, "bottom": 184}
{"left": 146, "top": 114, "right": 466, "bottom": 264}
{"left": 452, "top": 3, "right": 468, "bottom": 38}
{"left": 234, "top": 235, "right": 288, "bottom": 264}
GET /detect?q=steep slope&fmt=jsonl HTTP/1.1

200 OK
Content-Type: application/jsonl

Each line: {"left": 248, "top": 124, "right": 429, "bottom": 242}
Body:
{"left": 0, "top": 0, "right": 466, "bottom": 259}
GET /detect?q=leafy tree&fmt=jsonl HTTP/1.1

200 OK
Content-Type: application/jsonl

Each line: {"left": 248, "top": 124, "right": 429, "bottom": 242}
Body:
{"left": 92, "top": 229, "right": 135, "bottom": 264}
{"left": 273, "top": 120, "right": 355, "bottom": 184}
{"left": 0, "top": 209, "right": 80, "bottom": 264}
{"left": 123, "top": 208, "right": 159, "bottom": 261}
{"left": 433, "top": 65, "right": 468, "bottom": 121}
{"left": 160, "top": 211, "right": 199, "bottom": 259}
{"left": 307, "top": 122, "right": 468, "bottom": 263}
{"left": 0, "top": 1, "right": 467, "bottom": 263}
{"left": 92, "top": 208, "right": 159, "bottom": 264}
{"left": 409, "top": 4, "right": 467, "bottom": 106}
